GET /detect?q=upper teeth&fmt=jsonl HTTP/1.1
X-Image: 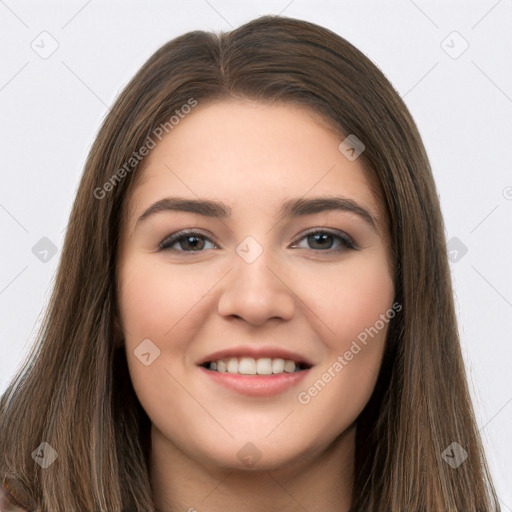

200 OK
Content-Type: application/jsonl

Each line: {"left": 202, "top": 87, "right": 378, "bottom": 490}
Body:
{"left": 208, "top": 357, "right": 299, "bottom": 375}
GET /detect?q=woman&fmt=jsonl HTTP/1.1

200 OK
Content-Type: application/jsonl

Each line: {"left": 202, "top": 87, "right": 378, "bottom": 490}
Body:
{"left": 0, "top": 14, "right": 500, "bottom": 512}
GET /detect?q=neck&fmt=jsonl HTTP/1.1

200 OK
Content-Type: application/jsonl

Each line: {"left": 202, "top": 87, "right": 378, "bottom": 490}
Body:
{"left": 149, "top": 424, "right": 355, "bottom": 512}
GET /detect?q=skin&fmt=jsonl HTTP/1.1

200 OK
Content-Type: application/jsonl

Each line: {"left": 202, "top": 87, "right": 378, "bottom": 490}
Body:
{"left": 117, "top": 99, "right": 395, "bottom": 512}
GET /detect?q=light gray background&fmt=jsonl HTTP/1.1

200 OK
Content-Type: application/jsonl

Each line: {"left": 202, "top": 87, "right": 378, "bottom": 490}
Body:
{"left": 1, "top": 0, "right": 511, "bottom": 506}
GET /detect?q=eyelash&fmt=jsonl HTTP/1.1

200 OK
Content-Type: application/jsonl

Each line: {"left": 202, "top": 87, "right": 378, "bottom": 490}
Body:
{"left": 158, "top": 228, "right": 357, "bottom": 254}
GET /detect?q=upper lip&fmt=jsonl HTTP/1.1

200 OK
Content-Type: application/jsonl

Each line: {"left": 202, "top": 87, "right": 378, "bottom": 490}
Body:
{"left": 197, "top": 345, "right": 314, "bottom": 367}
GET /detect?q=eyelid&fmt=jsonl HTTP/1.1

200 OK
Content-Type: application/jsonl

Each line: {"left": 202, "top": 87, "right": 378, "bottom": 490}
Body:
{"left": 158, "top": 227, "right": 357, "bottom": 252}
{"left": 158, "top": 229, "right": 220, "bottom": 251}
{"left": 290, "top": 227, "right": 356, "bottom": 249}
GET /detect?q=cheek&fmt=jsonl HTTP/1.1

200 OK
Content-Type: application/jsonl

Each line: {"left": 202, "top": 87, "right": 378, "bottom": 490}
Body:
{"left": 295, "top": 254, "right": 395, "bottom": 426}
{"left": 302, "top": 254, "right": 395, "bottom": 350}
{"left": 117, "top": 257, "right": 218, "bottom": 399}
{"left": 117, "top": 257, "right": 208, "bottom": 340}
{"left": 117, "top": 259, "right": 197, "bottom": 422}
{"left": 341, "top": 265, "right": 394, "bottom": 346}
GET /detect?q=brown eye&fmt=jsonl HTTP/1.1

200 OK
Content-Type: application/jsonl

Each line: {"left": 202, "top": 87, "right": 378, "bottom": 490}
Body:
{"left": 159, "top": 231, "right": 216, "bottom": 252}
{"left": 292, "top": 229, "right": 356, "bottom": 252}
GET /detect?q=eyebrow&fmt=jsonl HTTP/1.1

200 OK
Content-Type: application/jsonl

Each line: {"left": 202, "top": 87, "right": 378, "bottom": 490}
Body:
{"left": 135, "top": 196, "right": 377, "bottom": 229}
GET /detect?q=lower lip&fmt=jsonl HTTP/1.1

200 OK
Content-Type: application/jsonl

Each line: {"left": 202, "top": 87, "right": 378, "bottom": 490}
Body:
{"left": 198, "top": 366, "right": 310, "bottom": 397}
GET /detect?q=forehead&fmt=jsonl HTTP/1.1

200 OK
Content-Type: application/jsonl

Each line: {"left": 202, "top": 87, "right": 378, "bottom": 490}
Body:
{"left": 123, "top": 99, "right": 384, "bottom": 231}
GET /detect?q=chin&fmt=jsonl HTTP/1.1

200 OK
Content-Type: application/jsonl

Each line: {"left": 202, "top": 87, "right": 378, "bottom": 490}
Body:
{"left": 191, "top": 434, "right": 318, "bottom": 473}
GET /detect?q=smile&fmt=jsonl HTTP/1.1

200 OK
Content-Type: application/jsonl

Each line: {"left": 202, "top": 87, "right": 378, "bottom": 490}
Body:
{"left": 200, "top": 356, "right": 311, "bottom": 375}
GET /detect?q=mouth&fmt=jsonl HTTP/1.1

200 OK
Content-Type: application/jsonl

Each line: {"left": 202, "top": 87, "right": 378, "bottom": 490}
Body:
{"left": 199, "top": 357, "right": 312, "bottom": 375}
{"left": 196, "top": 347, "right": 314, "bottom": 396}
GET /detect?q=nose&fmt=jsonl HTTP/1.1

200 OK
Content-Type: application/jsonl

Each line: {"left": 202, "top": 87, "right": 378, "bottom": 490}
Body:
{"left": 217, "top": 247, "right": 296, "bottom": 326}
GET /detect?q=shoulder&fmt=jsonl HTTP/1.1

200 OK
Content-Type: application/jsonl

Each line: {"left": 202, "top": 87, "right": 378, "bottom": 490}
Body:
{"left": 0, "top": 484, "right": 28, "bottom": 512}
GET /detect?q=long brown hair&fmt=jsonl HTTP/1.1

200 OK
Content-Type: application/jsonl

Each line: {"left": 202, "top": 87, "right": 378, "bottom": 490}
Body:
{"left": 0, "top": 15, "right": 500, "bottom": 512}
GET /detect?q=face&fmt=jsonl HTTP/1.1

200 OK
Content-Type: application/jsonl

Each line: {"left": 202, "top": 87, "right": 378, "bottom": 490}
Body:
{"left": 117, "top": 99, "right": 395, "bottom": 471}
